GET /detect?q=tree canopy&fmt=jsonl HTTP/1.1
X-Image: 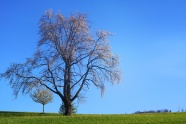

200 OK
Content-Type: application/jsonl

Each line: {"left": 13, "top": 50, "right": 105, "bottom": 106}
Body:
{"left": 30, "top": 87, "right": 53, "bottom": 113}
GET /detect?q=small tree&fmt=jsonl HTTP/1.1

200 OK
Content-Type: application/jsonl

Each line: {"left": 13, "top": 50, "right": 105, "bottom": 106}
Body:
{"left": 59, "top": 103, "right": 77, "bottom": 115}
{"left": 30, "top": 87, "right": 53, "bottom": 113}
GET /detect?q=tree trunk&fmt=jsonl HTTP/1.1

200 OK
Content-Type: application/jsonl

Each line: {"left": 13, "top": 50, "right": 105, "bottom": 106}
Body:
{"left": 63, "top": 64, "right": 72, "bottom": 116}
{"left": 42, "top": 104, "right": 44, "bottom": 113}
{"left": 64, "top": 100, "right": 72, "bottom": 116}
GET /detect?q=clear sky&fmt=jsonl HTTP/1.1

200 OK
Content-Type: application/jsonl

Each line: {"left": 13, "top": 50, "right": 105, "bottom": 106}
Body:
{"left": 1, "top": 0, "right": 186, "bottom": 114}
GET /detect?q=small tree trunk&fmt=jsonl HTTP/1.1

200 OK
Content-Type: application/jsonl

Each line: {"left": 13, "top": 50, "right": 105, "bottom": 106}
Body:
{"left": 42, "top": 104, "right": 44, "bottom": 113}
{"left": 64, "top": 100, "right": 72, "bottom": 116}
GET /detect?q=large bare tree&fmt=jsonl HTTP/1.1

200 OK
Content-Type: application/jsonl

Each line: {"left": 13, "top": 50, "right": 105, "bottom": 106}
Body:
{"left": 1, "top": 10, "right": 122, "bottom": 115}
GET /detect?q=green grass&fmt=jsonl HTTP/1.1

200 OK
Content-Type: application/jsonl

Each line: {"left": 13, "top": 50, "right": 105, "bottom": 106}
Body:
{"left": 1, "top": 111, "right": 186, "bottom": 124}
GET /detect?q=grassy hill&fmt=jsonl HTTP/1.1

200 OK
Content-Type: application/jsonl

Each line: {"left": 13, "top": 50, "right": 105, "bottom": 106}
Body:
{"left": 1, "top": 111, "right": 186, "bottom": 124}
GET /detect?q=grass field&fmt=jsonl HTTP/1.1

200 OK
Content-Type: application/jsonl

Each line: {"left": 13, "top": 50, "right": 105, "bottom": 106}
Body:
{"left": 1, "top": 111, "right": 186, "bottom": 124}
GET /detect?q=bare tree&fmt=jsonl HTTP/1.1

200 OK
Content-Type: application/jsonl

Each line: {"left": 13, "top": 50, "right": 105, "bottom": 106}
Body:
{"left": 1, "top": 10, "right": 122, "bottom": 116}
{"left": 30, "top": 87, "right": 53, "bottom": 113}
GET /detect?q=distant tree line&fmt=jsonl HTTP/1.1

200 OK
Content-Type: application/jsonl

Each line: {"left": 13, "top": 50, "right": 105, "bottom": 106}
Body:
{"left": 134, "top": 109, "right": 171, "bottom": 114}
{"left": 177, "top": 108, "right": 186, "bottom": 112}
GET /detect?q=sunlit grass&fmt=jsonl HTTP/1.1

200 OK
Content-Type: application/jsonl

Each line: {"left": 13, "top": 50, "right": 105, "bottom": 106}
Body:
{"left": 1, "top": 111, "right": 186, "bottom": 124}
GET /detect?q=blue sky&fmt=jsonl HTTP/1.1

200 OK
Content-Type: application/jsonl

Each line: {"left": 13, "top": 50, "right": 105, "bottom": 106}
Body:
{"left": 1, "top": 0, "right": 186, "bottom": 114}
